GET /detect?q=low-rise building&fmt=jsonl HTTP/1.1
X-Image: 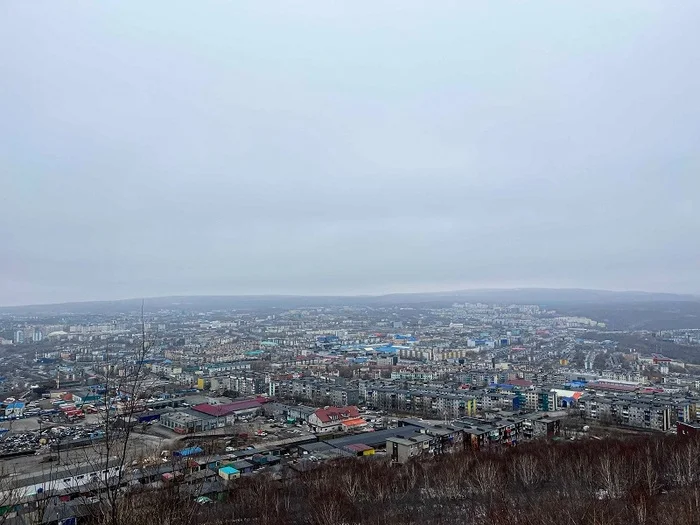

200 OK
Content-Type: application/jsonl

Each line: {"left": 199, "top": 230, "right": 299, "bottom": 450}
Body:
{"left": 160, "top": 409, "right": 219, "bottom": 434}
{"left": 308, "top": 406, "right": 363, "bottom": 433}
{"left": 218, "top": 466, "right": 240, "bottom": 481}
{"left": 387, "top": 434, "right": 433, "bottom": 464}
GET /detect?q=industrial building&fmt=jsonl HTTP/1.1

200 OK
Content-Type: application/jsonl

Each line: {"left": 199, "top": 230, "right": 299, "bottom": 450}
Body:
{"left": 160, "top": 409, "right": 219, "bottom": 434}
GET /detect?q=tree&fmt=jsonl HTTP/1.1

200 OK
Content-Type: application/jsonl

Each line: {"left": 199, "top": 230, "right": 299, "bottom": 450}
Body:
{"left": 0, "top": 461, "right": 63, "bottom": 525}
{"left": 75, "top": 302, "right": 166, "bottom": 525}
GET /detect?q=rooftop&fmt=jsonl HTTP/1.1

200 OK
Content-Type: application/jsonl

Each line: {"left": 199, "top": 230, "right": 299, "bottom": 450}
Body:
{"left": 161, "top": 409, "right": 216, "bottom": 423}
{"left": 191, "top": 398, "right": 263, "bottom": 417}
{"left": 387, "top": 434, "right": 432, "bottom": 447}
{"left": 313, "top": 406, "right": 360, "bottom": 423}
{"left": 326, "top": 424, "right": 423, "bottom": 449}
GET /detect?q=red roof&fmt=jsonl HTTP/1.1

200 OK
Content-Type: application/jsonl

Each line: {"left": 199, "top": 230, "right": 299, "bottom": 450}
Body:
{"left": 192, "top": 399, "right": 262, "bottom": 417}
{"left": 313, "top": 406, "right": 360, "bottom": 423}
{"left": 507, "top": 379, "right": 533, "bottom": 388}
{"left": 341, "top": 417, "right": 367, "bottom": 427}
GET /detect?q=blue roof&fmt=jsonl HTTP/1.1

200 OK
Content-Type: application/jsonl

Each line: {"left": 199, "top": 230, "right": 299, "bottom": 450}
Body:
{"left": 175, "top": 446, "right": 203, "bottom": 457}
{"left": 494, "top": 384, "right": 514, "bottom": 390}
{"left": 6, "top": 402, "right": 25, "bottom": 409}
{"left": 220, "top": 466, "right": 239, "bottom": 474}
{"left": 375, "top": 345, "right": 397, "bottom": 354}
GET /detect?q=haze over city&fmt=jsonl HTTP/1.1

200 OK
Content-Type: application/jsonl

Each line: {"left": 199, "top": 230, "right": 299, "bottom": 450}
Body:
{"left": 6, "top": 4, "right": 700, "bottom": 525}
{"left": 2, "top": 1, "right": 700, "bottom": 306}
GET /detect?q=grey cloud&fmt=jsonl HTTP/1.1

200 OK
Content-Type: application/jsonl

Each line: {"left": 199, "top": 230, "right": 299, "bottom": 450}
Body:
{"left": 1, "top": 1, "right": 700, "bottom": 305}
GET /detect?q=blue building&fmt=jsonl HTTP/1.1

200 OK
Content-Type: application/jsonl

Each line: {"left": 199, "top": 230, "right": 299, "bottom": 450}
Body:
{"left": 5, "top": 401, "right": 25, "bottom": 417}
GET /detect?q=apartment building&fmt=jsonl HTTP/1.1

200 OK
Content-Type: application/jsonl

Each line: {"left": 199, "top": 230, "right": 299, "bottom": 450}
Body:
{"left": 330, "top": 386, "right": 359, "bottom": 407}
{"left": 523, "top": 389, "right": 558, "bottom": 412}
{"left": 387, "top": 434, "right": 433, "bottom": 464}
{"left": 578, "top": 393, "right": 677, "bottom": 431}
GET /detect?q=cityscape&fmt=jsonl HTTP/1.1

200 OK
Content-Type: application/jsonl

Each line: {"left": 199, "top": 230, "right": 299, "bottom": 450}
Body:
{"left": 1, "top": 292, "right": 700, "bottom": 523}
{"left": 3, "top": 1, "right": 700, "bottom": 524}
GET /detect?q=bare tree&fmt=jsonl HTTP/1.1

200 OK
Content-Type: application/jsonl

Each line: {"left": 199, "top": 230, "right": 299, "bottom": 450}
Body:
{"left": 469, "top": 459, "right": 501, "bottom": 496}
{"left": 597, "top": 454, "right": 628, "bottom": 499}
{"left": 639, "top": 445, "right": 662, "bottom": 497}
{"left": 72, "top": 301, "right": 159, "bottom": 525}
{"left": 0, "top": 458, "right": 64, "bottom": 525}
{"left": 668, "top": 438, "right": 700, "bottom": 488}
{"left": 0, "top": 465, "right": 23, "bottom": 524}
{"left": 511, "top": 453, "right": 543, "bottom": 489}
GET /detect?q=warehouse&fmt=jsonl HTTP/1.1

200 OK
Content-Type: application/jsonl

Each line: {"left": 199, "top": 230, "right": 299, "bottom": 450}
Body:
{"left": 325, "top": 423, "right": 423, "bottom": 451}
{"left": 160, "top": 409, "right": 219, "bottom": 434}
{"left": 190, "top": 398, "right": 264, "bottom": 424}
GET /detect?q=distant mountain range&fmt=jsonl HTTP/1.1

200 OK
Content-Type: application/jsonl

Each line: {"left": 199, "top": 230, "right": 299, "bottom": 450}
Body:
{"left": 1, "top": 288, "right": 698, "bottom": 315}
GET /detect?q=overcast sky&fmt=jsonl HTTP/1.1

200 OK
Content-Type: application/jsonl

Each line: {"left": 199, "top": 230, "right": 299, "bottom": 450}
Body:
{"left": 1, "top": 2, "right": 699, "bottom": 306}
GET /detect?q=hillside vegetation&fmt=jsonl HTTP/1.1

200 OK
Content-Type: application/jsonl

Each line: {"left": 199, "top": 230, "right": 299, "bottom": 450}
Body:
{"left": 113, "top": 433, "right": 700, "bottom": 525}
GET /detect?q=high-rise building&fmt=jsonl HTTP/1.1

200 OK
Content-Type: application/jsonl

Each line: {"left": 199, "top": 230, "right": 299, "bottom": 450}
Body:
{"left": 14, "top": 330, "right": 24, "bottom": 344}
{"left": 33, "top": 329, "right": 43, "bottom": 342}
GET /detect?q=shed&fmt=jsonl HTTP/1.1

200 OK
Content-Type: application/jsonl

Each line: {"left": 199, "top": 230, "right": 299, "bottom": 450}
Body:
{"left": 299, "top": 442, "right": 334, "bottom": 455}
{"left": 174, "top": 446, "right": 203, "bottom": 458}
{"left": 344, "top": 443, "right": 375, "bottom": 457}
{"left": 138, "top": 411, "right": 163, "bottom": 424}
{"left": 251, "top": 454, "right": 280, "bottom": 466}
{"left": 218, "top": 466, "right": 240, "bottom": 481}
{"left": 230, "top": 460, "right": 255, "bottom": 474}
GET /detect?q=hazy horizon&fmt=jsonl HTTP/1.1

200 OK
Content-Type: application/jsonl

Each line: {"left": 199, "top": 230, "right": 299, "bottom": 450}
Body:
{"left": 3, "top": 2, "right": 700, "bottom": 306}
{"left": 1, "top": 286, "right": 697, "bottom": 310}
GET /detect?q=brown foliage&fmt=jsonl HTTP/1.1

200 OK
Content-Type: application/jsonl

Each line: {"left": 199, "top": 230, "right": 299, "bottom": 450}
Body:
{"left": 86, "top": 433, "right": 700, "bottom": 525}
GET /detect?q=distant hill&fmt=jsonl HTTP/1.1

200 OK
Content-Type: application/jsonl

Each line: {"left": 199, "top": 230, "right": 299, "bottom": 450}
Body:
{"left": 1, "top": 288, "right": 698, "bottom": 315}
{"left": 374, "top": 288, "right": 699, "bottom": 305}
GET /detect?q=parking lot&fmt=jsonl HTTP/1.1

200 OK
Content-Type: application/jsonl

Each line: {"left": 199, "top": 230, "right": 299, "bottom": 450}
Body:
{"left": 0, "top": 421, "right": 107, "bottom": 456}
{"left": 218, "top": 417, "right": 313, "bottom": 450}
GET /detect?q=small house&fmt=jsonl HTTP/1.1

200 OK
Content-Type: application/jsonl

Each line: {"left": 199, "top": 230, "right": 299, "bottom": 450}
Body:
{"left": 218, "top": 466, "right": 240, "bottom": 481}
